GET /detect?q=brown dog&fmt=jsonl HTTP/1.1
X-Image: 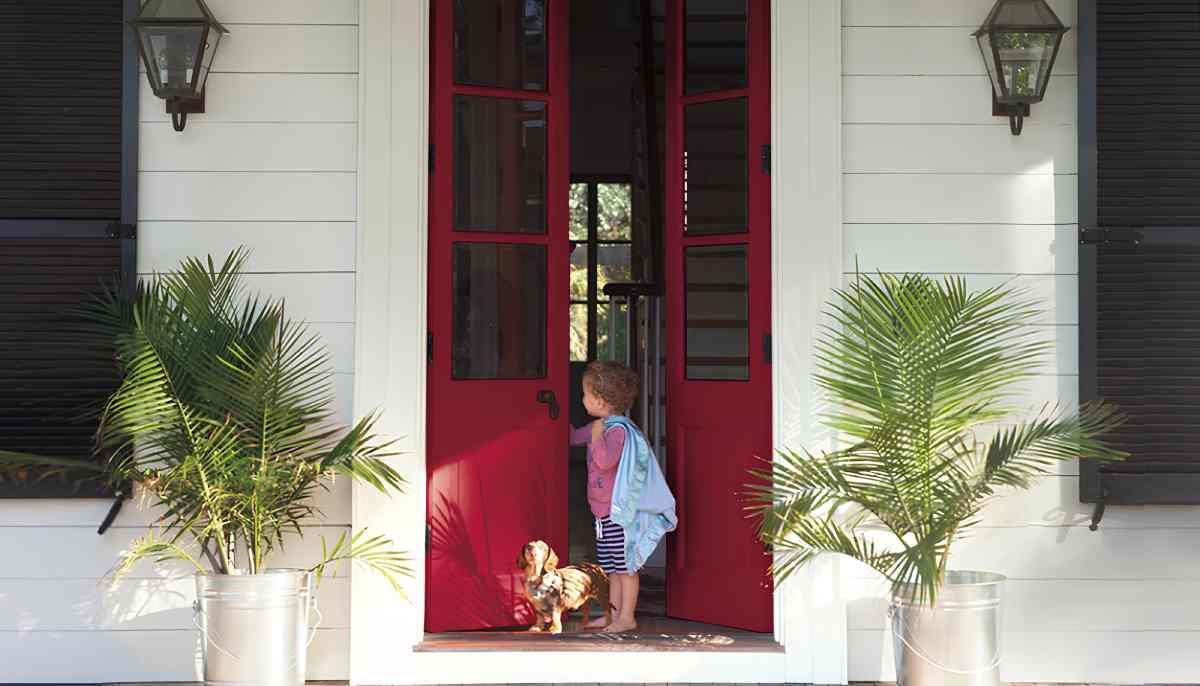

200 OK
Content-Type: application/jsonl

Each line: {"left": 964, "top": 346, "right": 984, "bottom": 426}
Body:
{"left": 517, "top": 540, "right": 610, "bottom": 633}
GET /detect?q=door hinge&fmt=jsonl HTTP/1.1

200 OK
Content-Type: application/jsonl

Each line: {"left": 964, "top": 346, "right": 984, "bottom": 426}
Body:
{"left": 763, "top": 332, "right": 772, "bottom": 364}
{"left": 425, "top": 523, "right": 432, "bottom": 551}
{"left": 427, "top": 332, "right": 434, "bottom": 363}
{"left": 760, "top": 144, "right": 771, "bottom": 175}
{"left": 105, "top": 222, "right": 136, "bottom": 239}
{"left": 1079, "top": 227, "right": 1142, "bottom": 246}
{"left": 429, "top": 143, "right": 435, "bottom": 175}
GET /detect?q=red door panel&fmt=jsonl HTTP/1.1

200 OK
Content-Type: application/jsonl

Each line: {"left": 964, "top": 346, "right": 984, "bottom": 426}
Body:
{"left": 664, "top": 0, "right": 773, "bottom": 632}
{"left": 426, "top": 0, "right": 569, "bottom": 633}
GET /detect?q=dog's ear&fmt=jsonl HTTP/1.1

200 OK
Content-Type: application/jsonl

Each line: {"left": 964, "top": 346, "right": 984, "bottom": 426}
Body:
{"left": 545, "top": 547, "right": 559, "bottom": 571}
{"left": 517, "top": 546, "right": 529, "bottom": 571}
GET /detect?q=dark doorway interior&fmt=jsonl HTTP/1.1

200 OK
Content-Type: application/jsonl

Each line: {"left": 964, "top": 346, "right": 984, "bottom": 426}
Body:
{"left": 566, "top": 0, "right": 668, "bottom": 620}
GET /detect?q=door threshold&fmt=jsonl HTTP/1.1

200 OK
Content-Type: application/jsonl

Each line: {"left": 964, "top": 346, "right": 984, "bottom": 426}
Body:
{"left": 417, "top": 616, "right": 781, "bottom": 653}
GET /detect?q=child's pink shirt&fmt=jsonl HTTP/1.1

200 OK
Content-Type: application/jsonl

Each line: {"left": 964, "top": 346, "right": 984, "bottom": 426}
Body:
{"left": 570, "top": 423, "right": 626, "bottom": 518}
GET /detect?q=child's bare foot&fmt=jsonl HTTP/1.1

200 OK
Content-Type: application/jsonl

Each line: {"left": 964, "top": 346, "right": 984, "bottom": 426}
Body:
{"left": 583, "top": 615, "right": 609, "bottom": 630}
{"left": 602, "top": 617, "right": 637, "bottom": 633}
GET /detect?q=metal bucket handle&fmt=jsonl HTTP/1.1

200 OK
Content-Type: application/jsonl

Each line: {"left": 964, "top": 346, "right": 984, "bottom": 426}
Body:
{"left": 192, "top": 575, "right": 323, "bottom": 667}
{"left": 887, "top": 604, "right": 1001, "bottom": 676}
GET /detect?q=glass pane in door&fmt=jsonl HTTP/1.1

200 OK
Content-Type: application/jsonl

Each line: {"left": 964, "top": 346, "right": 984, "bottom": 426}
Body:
{"left": 454, "top": 96, "right": 548, "bottom": 234}
{"left": 685, "top": 245, "right": 749, "bottom": 380}
{"left": 685, "top": 0, "right": 747, "bottom": 94}
{"left": 455, "top": 0, "right": 547, "bottom": 90}
{"left": 684, "top": 98, "right": 747, "bottom": 235}
{"left": 452, "top": 243, "right": 547, "bottom": 378}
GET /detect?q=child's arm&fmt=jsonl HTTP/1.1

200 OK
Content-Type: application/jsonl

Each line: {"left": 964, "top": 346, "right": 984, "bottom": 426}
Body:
{"left": 589, "top": 425, "right": 626, "bottom": 470}
{"left": 569, "top": 423, "right": 592, "bottom": 447}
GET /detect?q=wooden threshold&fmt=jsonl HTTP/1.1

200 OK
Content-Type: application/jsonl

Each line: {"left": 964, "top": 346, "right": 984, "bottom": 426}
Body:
{"left": 416, "top": 615, "right": 782, "bottom": 653}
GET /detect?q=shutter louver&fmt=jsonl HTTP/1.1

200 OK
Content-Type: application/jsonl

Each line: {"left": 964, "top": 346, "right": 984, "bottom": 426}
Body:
{"left": 1097, "top": 237, "right": 1200, "bottom": 475}
{"left": 1097, "top": 2, "right": 1200, "bottom": 227}
{"left": 1081, "top": 1, "right": 1200, "bottom": 508}
{"left": 0, "top": 2, "right": 124, "bottom": 219}
{"left": 0, "top": 1, "right": 129, "bottom": 497}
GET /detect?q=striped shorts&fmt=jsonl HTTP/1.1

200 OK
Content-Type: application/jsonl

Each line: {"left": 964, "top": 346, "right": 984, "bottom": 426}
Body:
{"left": 595, "top": 516, "right": 628, "bottom": 574}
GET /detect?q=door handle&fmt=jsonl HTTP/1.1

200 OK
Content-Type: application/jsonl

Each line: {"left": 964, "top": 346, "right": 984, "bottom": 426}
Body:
{"left": 536, "top": 390, "right": 560, "bottom": 420}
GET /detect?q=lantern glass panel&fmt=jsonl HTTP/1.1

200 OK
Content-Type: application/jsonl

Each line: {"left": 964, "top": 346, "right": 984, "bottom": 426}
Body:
{"left": 996, "top": 31, "right": 1057, "bottom": 100}
{"left": 140, "top": 24, "right": 204, "bottom": 97}
{"left": 197, "top": 29, "right": 221, "bottom": 93}
{"left": 976, "top": 32, "right": 1003, "bottom": 98}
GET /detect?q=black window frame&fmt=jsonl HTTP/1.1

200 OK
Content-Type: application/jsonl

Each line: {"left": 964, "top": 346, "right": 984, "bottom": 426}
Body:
{"left": 570, "top": 175, "right": 635, "bottom": 362}
{"left": 0, "top": 0, "right": 139, "bottom": 499}
{"left": 1078, "top": 0, "right": 1200, "bottom": 509}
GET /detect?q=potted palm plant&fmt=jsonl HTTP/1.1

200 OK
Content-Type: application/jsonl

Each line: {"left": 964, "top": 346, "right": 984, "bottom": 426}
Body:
{"left": 1, "top": 249, "right": 408, "bottom": 686}
{"left": 751, "top": 272, "right": 1124, "bottom": 686}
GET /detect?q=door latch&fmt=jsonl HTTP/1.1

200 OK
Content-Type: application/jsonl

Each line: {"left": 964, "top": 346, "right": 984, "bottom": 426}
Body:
{"left": 536, "top": 390, "right": 560, "bottom": 420}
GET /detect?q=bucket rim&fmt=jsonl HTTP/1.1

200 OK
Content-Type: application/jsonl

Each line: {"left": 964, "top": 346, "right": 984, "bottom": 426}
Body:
{"left": 890, "top": 569, "right": 1007, "bottom": 599}
{"left": 195, "top": 568, "right": 311, "bottom": 579}
{"left": 939, "top": 569, "right": 1006, "bottom": 586}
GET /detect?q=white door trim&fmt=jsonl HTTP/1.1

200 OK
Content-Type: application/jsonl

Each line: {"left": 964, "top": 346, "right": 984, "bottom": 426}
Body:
{"left": 351, "top": 1, "right": 845, "bottom": 683}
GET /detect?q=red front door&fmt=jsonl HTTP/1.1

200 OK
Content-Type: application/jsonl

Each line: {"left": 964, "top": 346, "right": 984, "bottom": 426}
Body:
{"left": 664, "top": 0, "right": 773, "bottom": 631}
{"left": 425, "top": 0, "right": 570, "bottom": 632}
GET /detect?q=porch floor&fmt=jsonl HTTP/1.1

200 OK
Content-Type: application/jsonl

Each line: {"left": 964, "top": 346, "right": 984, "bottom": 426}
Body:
{"left": 103, "top": 676, "right": 1171, "bottom": 681}
{"left": 416, "top": 614, "right": 781, "bottom": 652}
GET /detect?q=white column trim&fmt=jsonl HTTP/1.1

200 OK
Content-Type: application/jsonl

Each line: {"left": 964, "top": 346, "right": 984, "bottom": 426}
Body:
{"left": 351, "top": 0, "right": 431, "bottom": 682}
{"left": 352, "top": 1, "right": 847, "bottom": 683}
{"left": 771, "top": 0, "right": 847, "bottom": 683}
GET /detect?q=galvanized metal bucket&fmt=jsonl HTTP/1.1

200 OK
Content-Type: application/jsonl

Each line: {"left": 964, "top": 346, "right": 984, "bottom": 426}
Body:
{"left": 194, "top": 569, "right": 320, "bottom": 686}
{"left": 890, "top": 570, "right": 1005, "bottom": 686}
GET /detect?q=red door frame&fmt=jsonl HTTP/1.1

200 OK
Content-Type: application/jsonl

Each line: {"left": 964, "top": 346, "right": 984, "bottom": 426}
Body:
{"left": 664, "top": 0, "right": 773, "bottom": 632}
{"left": 425, "top": 0, "right": 570, "bottom": 632}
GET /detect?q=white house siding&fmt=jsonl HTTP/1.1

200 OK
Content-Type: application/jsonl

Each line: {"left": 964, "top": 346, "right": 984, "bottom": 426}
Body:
{"left": 0, "top": 1, "right": 358, "bottom": 681}
{"left": 842, "top": 0, "right": 1200, "bottom": 683}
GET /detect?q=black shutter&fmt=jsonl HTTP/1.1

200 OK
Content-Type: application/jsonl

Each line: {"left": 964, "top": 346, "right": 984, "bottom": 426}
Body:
{"left": 0, "top": 1, "right": 137, "bottom": 497}
{"left": 1080, "top": 1, "right": 1200, "bottom": 508}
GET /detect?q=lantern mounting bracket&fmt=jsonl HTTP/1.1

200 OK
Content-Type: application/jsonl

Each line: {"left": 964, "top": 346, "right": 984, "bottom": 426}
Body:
{"left": 166, "top": 95, "right": 206, "bottom": 132}
{"left": 992, "top": 92, "right": 1030, "bottom": 135}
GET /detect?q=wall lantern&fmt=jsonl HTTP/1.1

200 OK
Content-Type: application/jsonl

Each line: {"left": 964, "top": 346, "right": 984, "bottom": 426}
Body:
{"left": 973, "top": 0, "right": 1069, "bottom": 135}
{"left": 129, "top": 0, "right": 229, "bottom": 132}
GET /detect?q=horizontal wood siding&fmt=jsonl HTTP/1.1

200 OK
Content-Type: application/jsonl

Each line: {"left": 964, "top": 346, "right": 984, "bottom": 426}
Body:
{"left": 841, "top": 1, "right": 1200, "bottom": 683}
{"left": 0, "top": 5, "right": 358, "bottom": 681}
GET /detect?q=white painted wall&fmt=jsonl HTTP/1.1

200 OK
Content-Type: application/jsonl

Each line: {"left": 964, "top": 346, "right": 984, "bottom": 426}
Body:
{"left": 842, "top": 1, "right": 1200, "bottom": 683}
{"left": 0, "top": 1, "right": 358, "bottom": 681}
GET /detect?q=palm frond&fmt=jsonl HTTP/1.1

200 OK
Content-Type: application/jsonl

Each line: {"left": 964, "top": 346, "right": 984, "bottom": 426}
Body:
{"left": 750, "top": 270, "right": 1124, "bottom": 604}
{"left": 311, "top": 529, "right": 412, "bottom": 598}
{"left": 4, "top": 247, "right": 410, "bottom": 586}
{"left": 110, "top": 529, "right": 205, "bottom": 581}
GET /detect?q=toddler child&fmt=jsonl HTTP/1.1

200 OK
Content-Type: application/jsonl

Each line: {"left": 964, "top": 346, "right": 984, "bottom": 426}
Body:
{"left": 569, "top": 360, "right": 675, "bottom": 633}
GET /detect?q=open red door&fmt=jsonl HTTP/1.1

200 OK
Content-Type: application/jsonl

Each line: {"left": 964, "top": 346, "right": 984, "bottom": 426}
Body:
{"left": 425, "top": 0, "right": 569, "bottom": 632}
{"left": 664, "top": 0, "right": 773, "bottom": 631}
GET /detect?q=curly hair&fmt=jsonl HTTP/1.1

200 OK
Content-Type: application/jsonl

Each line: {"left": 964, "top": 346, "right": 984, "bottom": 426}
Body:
{"left": 583, "top": 360, "right": 639, "bottom": 413}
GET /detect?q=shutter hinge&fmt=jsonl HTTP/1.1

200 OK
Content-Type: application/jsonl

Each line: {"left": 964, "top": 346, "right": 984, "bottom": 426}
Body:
{"left": 763, "top": 332, "right": 772, "bottom": 364}
{"left": 427, "top": 332, "right": 434, "bottom": 364}
{"left": 760, "top": 144, "right": 771, "bottom": 175}
{"left": 105, "top": 222, "right": 136, "bottom": 240}
{"left": 425, "top": 522, "right": 432, "bottom": 551}
{"left": 1080, "top": 227, "right": 1142, "bottom": 246}
{"left": 429, "top": 143, "right": 435, "bottom": 175}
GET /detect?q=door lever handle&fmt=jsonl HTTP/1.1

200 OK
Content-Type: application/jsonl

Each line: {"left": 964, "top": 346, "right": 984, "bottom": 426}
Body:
{"left": 536, "top": 390, "right": 560, "bottom": 420}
